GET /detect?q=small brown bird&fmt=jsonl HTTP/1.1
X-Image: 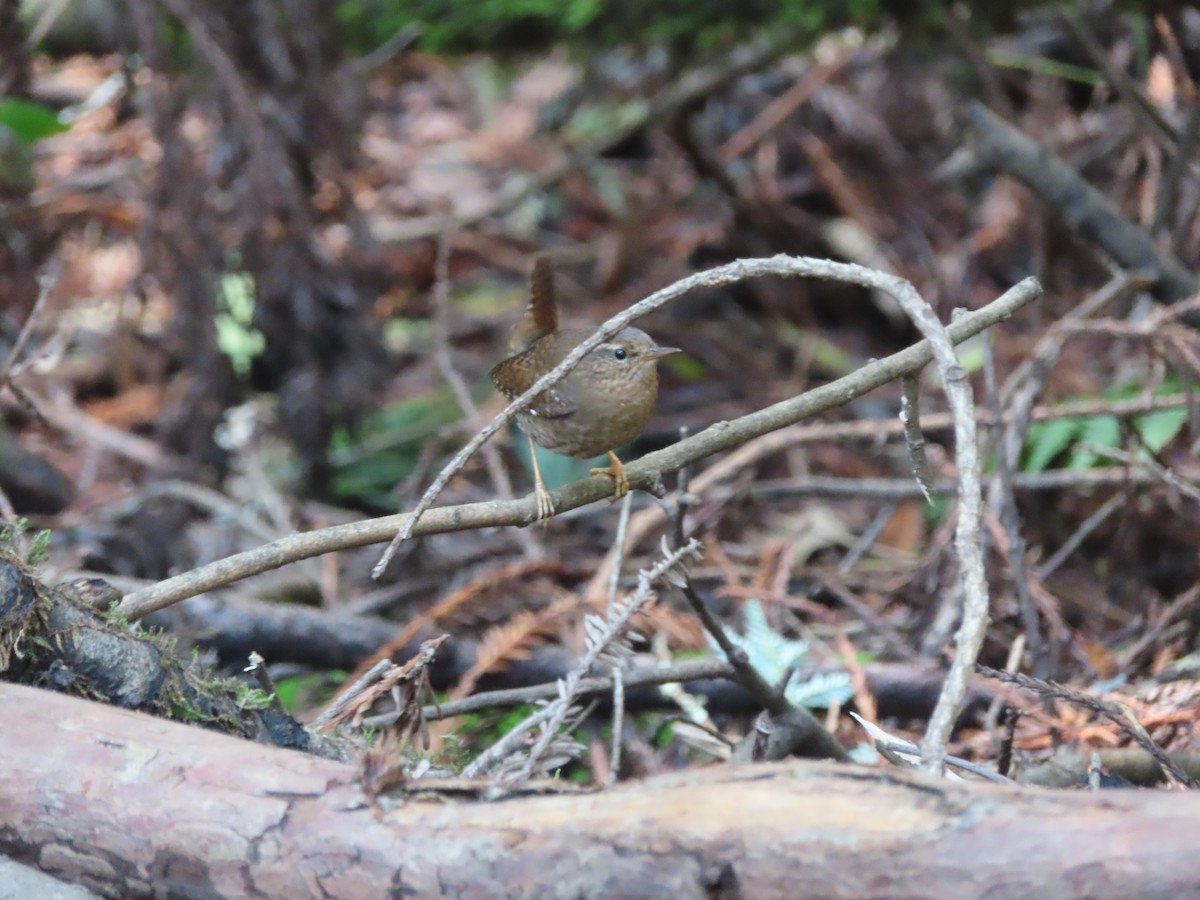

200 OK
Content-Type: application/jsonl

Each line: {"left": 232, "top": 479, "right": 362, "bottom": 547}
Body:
{"left": 490, "top": 258, "right": 680, "bottom": 519}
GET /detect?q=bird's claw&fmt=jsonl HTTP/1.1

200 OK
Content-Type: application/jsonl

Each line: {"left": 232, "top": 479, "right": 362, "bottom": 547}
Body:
{"left": 590, "top": 453, "right": 629, "bottom": 503}
{"left": 533, "top": 481, "right": 556, "bottom": 521}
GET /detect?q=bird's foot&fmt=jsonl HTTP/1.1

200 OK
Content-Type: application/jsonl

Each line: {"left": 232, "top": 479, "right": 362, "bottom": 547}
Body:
{"left": 533, "top": 480, "right": 556, "bottom": 521}
{"left": 590, "top": 451, "right": 629, "bottom": 503}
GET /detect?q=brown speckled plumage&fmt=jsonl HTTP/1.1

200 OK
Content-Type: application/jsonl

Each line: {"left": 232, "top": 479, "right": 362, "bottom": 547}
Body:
{"left": 491, "top": 326, "right": 666, "bottom": 458}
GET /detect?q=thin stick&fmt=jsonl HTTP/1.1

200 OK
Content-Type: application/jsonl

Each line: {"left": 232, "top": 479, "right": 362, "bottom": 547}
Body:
{"left": 0, "top": 260, "right": 62, "bottom": 390}
{"left": 1117, "top": 582, "right": 1200, "bottom": 670}
{"left": 1034, "top": 492, "right": 1125, "bottom": 581}
{"left": 429, "top": 231, "right": 538, "bottom": 558}
{"left": 244, "top": 651, "right": 286, "bottom": 714}
{"left": 983, "top": 334, "right": 1043, "bottom": 675}
{"left": 984, "top": 633, "right": 1026, "bottom": 735}
{"left": 899, "top": 375, "right": 935, "bottom": 503}
{"left": 607, "top": 492, "right": 633, "bottom": 618}
{"left": 609, "top": 668, "right": 625, "bottom": 783}
{"left": 866, "top": 288, "right": 990, "bottom": 775}
{"left": 362, "top": 657, "right": 734, "bottom": 725}
{"left": 979, "top": 665, "right": 1197, "bottom": 789}
{"left": 838, "top": 502, "right": 898, "bottom": 573}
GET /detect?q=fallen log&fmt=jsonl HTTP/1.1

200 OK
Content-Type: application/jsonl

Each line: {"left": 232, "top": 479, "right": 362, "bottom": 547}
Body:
{"left": 1, "top": 683, "right": 1197, "bottom": 898}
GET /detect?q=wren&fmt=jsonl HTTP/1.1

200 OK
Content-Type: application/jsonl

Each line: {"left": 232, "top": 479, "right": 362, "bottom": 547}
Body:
{"left": 490, "top": 258, "right": 680, "bottom": 519}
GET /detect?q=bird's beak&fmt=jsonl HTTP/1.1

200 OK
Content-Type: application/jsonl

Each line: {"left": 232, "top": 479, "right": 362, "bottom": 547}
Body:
{"left": 645, "top": 346, "right": 682, "bottom": 360}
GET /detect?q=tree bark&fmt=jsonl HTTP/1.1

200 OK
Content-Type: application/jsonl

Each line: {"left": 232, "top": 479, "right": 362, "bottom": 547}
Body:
{"left": 1, "top": 682, "right": 1198, "bottom": 899}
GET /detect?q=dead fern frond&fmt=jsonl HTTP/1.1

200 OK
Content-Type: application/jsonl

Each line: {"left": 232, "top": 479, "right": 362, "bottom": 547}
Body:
{"left": 450, "top": 594, "right": 579, "bottom": 701}
{"left": 316, "top": 635, "right": 446, "bottom": 735}
{"left": 334, "top": 560, "right": 570, "bottom": 698}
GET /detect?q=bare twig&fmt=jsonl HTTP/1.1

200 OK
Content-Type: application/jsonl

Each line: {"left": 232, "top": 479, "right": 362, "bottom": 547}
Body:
{"left": 851, "top": 712, "right": 1015, "bottom": 784}
{"left": 1034, "top": 492, "right": 1125, "bottom": 581}
{"left": 0, "top": 260, "right": 61, "bottom": 392}
{"left": 369, "top": 657, "right": 736, "bottom": 725}
{"left": 999, "top": 271, "right": 1148, "bottom": 455}
{"left": 679, "top": 576, "right": 799, "bottom": 712}
{"left": 743, "top": 468, "right": 1164, "bottom": 500}
{"left": 983, "top": 334, "right": 1043, "bottom": 674}
{"left": 984, "top": 633, "right": 1026, "bottom": 735}
{"left": 16, "top": 387, "right": 170, "bottom": 470}
{"left": 609, "top": 668, "right": 625, "bottom": 783}
{"left": 837, "top": 502, "right": 899, "bottom": 574}
{"left": 815, "top": 577, "right": 919, "bottom": 664}
{"left": 1082, "top": 444, "right": 1200, "bottom": 504}
{"left": 900, "top": 375, "right": 935, "bottom": 504}
{"left": 875, "top": 286, "right": 990, "bottom": 775}
{"left": 460, "top": 541, "right": 702, "bottom": 781}
{"left": 429, "top": 232, "right": 539, "bottom": 558}
{"left": 244, "top": 651, "right": 286, "bottom": 714}
{"left": 1116, "top": 582, "right": 1200, "bottom": 670}
{"left": 607, "top": 492, "right": 634, "bottom": 618}
{"left": 669, "top": 441, "right": 847, "bottom": 761}
{"left": 984, "top": 271, "right": 1148, "bottom": 675}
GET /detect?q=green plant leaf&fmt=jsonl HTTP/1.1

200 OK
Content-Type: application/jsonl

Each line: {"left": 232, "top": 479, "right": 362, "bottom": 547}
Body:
{"left": 1023, "top": 417, "right": 1080, "bottom": 473}
{"left": 328, "top": 387, "right": 460, "bottom": 507}
{"left": 0, "top": 99, "right": 68, "bottom": 144}
{"left": 1069, "top": 414, "right": 1120, "bottom": 469}
{"left": 785, "top": 670, "right": 854, "bottom": 709}
{"left": 1136, "top": 408, "right": 1187, "bottom": 453}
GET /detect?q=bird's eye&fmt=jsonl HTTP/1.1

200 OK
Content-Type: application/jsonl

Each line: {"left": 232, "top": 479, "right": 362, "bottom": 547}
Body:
{"left": 613, "top": 347, "right": 627, "bottom": 360}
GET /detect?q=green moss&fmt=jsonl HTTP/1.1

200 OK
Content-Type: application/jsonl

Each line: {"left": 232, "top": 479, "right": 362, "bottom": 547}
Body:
{"left": 234, "top": 683, "right": 276, "bottom": 711}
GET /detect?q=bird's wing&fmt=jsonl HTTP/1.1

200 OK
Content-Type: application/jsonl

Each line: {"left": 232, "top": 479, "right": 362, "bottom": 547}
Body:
{"left": 489, "top": 353, "right": 578, "bottom": 419}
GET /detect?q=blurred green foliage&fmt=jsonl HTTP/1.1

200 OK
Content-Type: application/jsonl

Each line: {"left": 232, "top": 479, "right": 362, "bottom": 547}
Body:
{"left": 0, "top": 517, "right": 51, "bottom": 565}
{"left": 215, "top": 272, "right": 266, "bottom": 378}
{"left": 334, "top": 0, "right": 887, "bottom": 56}
{"left": 1021, "top": 381, "right": 1188, "bottom": 474}
{"left": 0, "top": 99, "right": 66, "bottom": 194}
{"left": 328, "top": 386, "right": 462, "bottom": 509}
{"left": 0, "top": 98, "right": 68, "bottom": 144}
{"left": 273, "top": 670, "right": 347, "bottom": 713}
